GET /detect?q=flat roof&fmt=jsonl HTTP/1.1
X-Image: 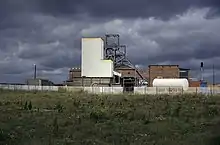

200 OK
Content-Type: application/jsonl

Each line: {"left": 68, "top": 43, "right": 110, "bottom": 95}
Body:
{"left": 179, "top": 68, "right": 190, "bottom": 71}
{"left": 148, "top": 65, "right": 190, "bottom": 70}
{"left": 116, "top": 67, "right": 135, "bottom": 70}
{"left": 149, "top": 65, "right": 179, "bottom": 67}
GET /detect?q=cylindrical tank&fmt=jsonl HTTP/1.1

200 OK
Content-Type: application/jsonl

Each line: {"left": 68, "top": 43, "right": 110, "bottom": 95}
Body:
{"left": 152, "top": 78, "right": 189, "bottom": 91}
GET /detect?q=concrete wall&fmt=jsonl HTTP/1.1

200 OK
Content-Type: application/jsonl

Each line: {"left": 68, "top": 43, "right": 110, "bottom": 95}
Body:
{"left": 1, "top": 84, "right": 220, "bottom": 95}
{"left": 62, "top": 86, "right": 220, "bottom": 94}
{"left": 133, "top": 87, "right": 216, "bottom": 94}
{"left": 66, "top": 77, "right": 112, "bottom": 86}
{"left": 0, "top": 84, "right": 58, "bottom": 91}
{"left": 81, "top": 38, "right": 113, "bottom": 77}
{"left": 63, "top": 86, "right": 123, "bottom": 94}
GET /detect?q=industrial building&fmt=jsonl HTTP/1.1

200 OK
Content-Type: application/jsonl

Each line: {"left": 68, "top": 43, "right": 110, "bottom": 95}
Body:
{"left": 66, "top": 34, "right": 211, "bottom": 91}
{"left": 66, "top": 37, "right": 121, "bottom": 87}
{"left": 189, "top": 79, "right": 202, "bottom": 87}
{"left": 26, "top": 78, "right": 54, "bottom": 86}
{"left": 148, "top": 65, "right": 190, "bottom": 87}
{"left": 65, "top": 34, "right": 145, "bottom": 92}
{"left": 69, "top": 67, "right": 81, "bottom": 79}
{"left": 147, "top": 64, "right": 208, "bottom": 88}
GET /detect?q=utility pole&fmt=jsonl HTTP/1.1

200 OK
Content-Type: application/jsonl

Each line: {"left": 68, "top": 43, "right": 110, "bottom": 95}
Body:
{"left": 213, "top": 64, "right": 215, "bottom": 94}
{"left": 34, "top": 64, "right": 37, "bottom": 79}
{"left": 200, "top": 62, "right": 204, "bottom": 81}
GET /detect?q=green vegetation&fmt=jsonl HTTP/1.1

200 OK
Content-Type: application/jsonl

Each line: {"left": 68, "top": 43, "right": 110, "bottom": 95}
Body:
{"left": 1, "top": 90, "right": 220, "bottom": 145}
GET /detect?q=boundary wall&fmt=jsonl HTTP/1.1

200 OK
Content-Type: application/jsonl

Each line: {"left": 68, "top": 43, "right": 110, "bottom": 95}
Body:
{"left": 0, "top": 84, "right": 219, "bottom": 95}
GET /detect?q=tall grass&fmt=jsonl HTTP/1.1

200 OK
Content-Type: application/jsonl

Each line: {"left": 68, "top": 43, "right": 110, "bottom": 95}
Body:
{"left": 0, "top": 90, "right": 220, "bottom": 144}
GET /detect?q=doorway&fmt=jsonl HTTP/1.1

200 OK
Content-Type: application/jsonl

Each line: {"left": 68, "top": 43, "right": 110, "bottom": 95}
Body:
{"left": 122, "top": 77, "right": 135, "bottom": 93}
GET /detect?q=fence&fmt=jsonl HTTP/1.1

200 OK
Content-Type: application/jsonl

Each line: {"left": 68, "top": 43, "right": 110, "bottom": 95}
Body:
{"left": 61, "top": 86, "right": 220, "bottom": 95}
{"left": 133, "top": 87, "right": 218, "bottom": 95}
{"left": 0, "top": 84, "right": 220, "bottom": 95}
{"left": 0, "top": 84, "right": 59, "bottom": 91}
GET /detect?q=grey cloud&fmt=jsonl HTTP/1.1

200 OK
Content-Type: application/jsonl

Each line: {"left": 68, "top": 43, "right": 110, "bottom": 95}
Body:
{"left": 29, "top": 0, "right": 220, "bottom": 18}
{"left": 80, "top": 7, "right": 220, "bottom": 83}
{"left": 126, "top": 8, "right": 220, "bottom": 65}
{"left": 39, "top": 48, "right": 81, "bottom": 69}
{"left": 0, "top": 1, "right": 220, "bottom": 83}
{"left": 0, "top": 55, "right": 35, "bottom": 75}
{"left": 0, "top": 12, "right": 84, "bottom": 83}
{"left": 17, "top": 41, "right": 61, "bottom": 59}
{"left": 1, "top": 0, "right": 220, "bottom": 19}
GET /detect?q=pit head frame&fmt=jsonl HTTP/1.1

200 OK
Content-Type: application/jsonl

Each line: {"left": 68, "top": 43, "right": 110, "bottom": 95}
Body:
{"left": 104, "top": 34, "right": 144, "bottom": 79}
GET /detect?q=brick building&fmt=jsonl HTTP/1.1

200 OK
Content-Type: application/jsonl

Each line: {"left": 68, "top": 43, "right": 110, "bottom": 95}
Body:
{"left": 68, "top": 65, "right": 192, "bottom": 87}
{"left": 148, "top": 65, "right": 190, "bottom": 86}
{"left": 189, "top": 80, "right": 200, "bottom": 87}
{"left": 115, "top": 66, "right": 141, "bottom": 78}
{"left": 67, "top": 66, "right": 145, "bottom": 87}
{"left": 115, "top": 66, "right": 145, "bottom": 87}
{"left": 69, "top": 68, "right": 81, "bottom": 81}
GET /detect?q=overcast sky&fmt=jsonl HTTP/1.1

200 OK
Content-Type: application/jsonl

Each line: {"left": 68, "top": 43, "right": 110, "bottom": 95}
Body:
{"left": 0, "top": 0, "right": 220, "bottom": 84}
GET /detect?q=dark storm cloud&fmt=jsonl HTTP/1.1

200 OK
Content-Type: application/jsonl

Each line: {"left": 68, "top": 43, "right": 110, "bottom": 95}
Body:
{"left": 38, "top": 48, "right": 81, "bottom": 69}
{"left": 0, "top": 0, "right": 220, "bottom": 83}
{"left": 145, "top": 35, "right": 220, "bottom": 63}
{"left": 1, "top": 0, "right": 220, "bottom": 19}
{"left": 30, "top": 0, "right": 220, "bottom": 18}
{"left": 0, "top": 10, "right": 83, "bottom": 82}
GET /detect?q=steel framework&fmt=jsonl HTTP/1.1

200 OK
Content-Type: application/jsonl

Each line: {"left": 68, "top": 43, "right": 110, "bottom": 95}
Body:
{"left": 104, "top": 34, "right": 133, "bottom": 68}
{"left": 104, "top": 34, "right": 144, "bottom": 79}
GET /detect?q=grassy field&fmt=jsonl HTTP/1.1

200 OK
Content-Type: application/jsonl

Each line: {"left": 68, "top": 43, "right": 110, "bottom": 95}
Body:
{"left": 1, "top": 90, "right": 220, "bottom": 145}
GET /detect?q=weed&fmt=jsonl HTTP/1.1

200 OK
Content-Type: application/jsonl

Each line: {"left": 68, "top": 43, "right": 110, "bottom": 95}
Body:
{"left": 4, "top": 101, "right": 11, "bottom": 105}
{"left": 24, "top": 101, "right": 28, "bottom": 110}
{"left": 54, "top": 102, "right": 64, "bottom": 113}
{"left": 28, "top": 101, "right": 32, "bottom": 110}
{"left": 0, "top": 129, "right": 9, "bottom": 142}
{"left": 89, "top": 109, "right": 109, "bottom": 123}
{"left": 52, "top": 117, "right": 59, "bottom": 136}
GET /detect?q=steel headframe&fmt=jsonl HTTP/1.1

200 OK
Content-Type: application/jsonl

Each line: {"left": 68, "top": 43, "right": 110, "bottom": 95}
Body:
{"left": 104, "top": 34, "right": 144, "bottom": 80}
{"left": 104, "top": 34, "right": 133, "bottom": 68}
